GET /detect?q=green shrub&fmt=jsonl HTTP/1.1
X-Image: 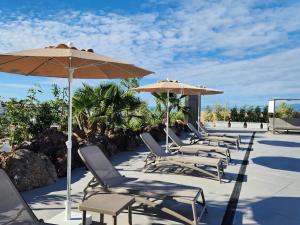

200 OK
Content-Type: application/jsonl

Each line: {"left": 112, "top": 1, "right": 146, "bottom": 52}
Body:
{"left": 230, "top": 107, "right": 239, "bottom": 121}
{"left": 0, "top": 87, "right": 63, "bottom": 146}
{"left": 204, "top": 106, "right": 214, "bottom": 122}
{"left": 214, "top": 104, "right": 230, "bottom": 121}
{"left": 276, "top": 102, "right": 294, "bottom": 119}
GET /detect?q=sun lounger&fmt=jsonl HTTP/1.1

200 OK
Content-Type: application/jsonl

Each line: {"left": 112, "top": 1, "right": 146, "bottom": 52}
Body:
{"left": 0, "top": 169, "right": 54, "bottom": 225}
{"left": 196, "top": 122, "right": 241, "bottom": 142}
{"left": 78, "top": 145, "right": 207, "bottom": 225}
{"left": 188, "top": 123, "right": 240, "bottom": 149}
{"left": 165, "top": 128, "right": 231, "bottom": 165}
{"left": 140, "top": 132, "right": 224, "bottom": 182}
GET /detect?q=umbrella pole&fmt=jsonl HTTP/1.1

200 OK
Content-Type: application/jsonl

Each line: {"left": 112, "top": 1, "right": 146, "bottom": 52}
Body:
{"left": 166, "top": 90, "right": 170, "bottom": 153}
{"left": 65, "top": 68, "right": 74, "bottom": 220}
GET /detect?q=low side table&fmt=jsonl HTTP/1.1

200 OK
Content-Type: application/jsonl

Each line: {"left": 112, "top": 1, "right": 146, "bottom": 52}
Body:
{"left": 79, "top": 193, "right": 135, "bottom": 225}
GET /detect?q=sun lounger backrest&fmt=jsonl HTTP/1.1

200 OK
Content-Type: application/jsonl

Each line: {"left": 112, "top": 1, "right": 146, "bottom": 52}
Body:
{"left": 78, "top": 145, "right": 126, "bottom": 187}
{"left": 187, "top": 123, "right": 202, "bottom": 139}
{"left": 164, "top": 128, "right": 184, "bottom": 147}
{"left": 196, "top": 121, "right": 208, "bottom": 133}
{"left": 140, "top": 133, "right": 168, "bottom": 157}
{"left": 0, "top": 169, "right": 39, "bottom": 224}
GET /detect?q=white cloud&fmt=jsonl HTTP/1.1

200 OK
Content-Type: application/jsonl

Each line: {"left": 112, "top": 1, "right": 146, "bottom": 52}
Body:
{"left": 0, "top": 0, "right": 299, "bottom": 106}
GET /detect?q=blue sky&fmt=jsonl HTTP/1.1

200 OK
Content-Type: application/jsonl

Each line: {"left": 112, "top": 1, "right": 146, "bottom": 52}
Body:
{"left": 0, "top": 0, "right": 300, "bottom": 108}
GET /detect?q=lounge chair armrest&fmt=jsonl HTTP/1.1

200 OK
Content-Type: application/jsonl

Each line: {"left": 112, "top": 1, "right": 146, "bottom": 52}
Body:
{"left": 169, "top": 146, "right": 180, "bottom": 150}
{"left": 170, "top": 150, "right": 180, "bottom": 155}
{"left": 169, "top": 146, "right": 181, "bottom": 154}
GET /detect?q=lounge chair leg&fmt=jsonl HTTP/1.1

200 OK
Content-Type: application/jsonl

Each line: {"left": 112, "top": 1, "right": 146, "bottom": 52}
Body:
{"left": 192, "top": 200, "right": 198, "bottom": 225}
{"left": 217, "top": 164, "right": 221, "bottom": 183}
{"left": 82, "top": 211, "right": 86, "bottom": 225}
{"left": 200, "top": 190, "right": 208, "bottom": 213}
{"left": 128, "top": 205, "right": 132, "bottom": 225}
{"left": 226, "top": 154, "right": 229, "bottom": 166}
{"left": 100, "top": 213, "right": 104, "bottom": 224}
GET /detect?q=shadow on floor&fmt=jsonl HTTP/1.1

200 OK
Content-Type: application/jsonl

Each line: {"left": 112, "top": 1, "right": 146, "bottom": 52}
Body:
{"left": 252, "top": 156, "right": 300, "bottom": 172}
{"left": 237, "top": 196, "right": 300, "bottom": 225}
{"left": 22, "top": 167, "right": 87, "bottom": 205}
{"left": 208, "top": 129, "right": 266, "bottom": 134}
{"left": 258, "top": 140, "right": 300, "bottom": 147}
{"left": 22, "top": 148, "right": 147, "bottom": 206}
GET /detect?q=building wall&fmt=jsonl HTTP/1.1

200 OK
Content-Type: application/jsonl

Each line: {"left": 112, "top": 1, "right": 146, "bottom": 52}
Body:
{"left": 185, "top": 95, "right": 199, "bottom": 127}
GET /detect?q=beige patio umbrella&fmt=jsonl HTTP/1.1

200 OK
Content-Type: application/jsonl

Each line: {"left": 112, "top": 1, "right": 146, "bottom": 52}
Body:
{"left": 0, "top": 43, "right": 153, "bottom": 220}
{"left": 196, "top": 87, "right": 223, "bottom": 131}
{"left": 131, "top": 79, "right": 216, "bottom": 152}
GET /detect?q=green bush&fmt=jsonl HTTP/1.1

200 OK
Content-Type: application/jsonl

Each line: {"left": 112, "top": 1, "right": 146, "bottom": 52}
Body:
{"left": 214, "top": 104, "right": 230, "bottom": 121}
{"left": 204, "top": 106, "right": 214, "bottom": 122}
{"left": 0, "top": 86, "right": 67, "bottom": 146}
{"left": 276, "top": 102, "right": 294, "bottom": 119}
{"left": 230, "top": 107, "right": 239, "bottom": 121}
{"left": 239, "top": 107, "right": 246, "bottom": 122}
{"left": 170, "top": 111, "right": 185, "bottom": 124}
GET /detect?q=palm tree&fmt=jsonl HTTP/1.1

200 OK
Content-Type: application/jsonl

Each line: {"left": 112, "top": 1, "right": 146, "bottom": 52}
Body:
{"left": 73, "top": 82, "right": 143, "bottom": 135}
{"left": 151, "top": 92, "right": 191, "bottom": 124}
{"left": 120, "top": 78, "right": 141, "bottom": 90}
{"left": 72, "top": 83, "right": 96, "bottom": 133}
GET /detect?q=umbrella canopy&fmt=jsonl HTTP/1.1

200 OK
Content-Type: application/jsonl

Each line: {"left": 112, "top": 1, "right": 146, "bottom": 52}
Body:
{"left": 0, "top": 43, "right": 152, "bottom": 78}
{"left": 0, "top": 43, "right": 153, "bottom": 220}
{"left": 131, "top": 79, "right": 217, "bottom": 153}
{"left": 199, "top": 87, "right": 223, "bottom": 95}
{"left": 131, "top": 79, "right": 213, "bottom": 95}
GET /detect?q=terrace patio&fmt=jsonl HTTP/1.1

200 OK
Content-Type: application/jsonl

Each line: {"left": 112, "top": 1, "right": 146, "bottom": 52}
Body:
{"left": 21, "top": 127, "right": 300, "bottom": 225}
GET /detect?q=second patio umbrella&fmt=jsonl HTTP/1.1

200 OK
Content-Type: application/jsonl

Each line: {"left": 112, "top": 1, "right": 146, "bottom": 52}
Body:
{"left": 0, "top": 43, "right": 153, "bottom": 220}
{"left": 131, "top": 79, "right": 213, "bottom": 152}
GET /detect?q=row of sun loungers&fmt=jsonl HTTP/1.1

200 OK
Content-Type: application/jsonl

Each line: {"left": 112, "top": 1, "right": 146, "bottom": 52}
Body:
{"left": 141, "top": 132, "right": 225, "bottom": 183}
{"left": 0, "top": 123, "right": 241, "bottom": 225}
{"left": 165, "top": 128, "right": 231, "bottom": 164}
{"left": 189, "top": 122, "right": 240, "bottom": 149}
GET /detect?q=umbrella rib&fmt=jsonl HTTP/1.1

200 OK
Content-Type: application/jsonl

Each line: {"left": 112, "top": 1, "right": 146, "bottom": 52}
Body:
{"left": 107, "top": 62, "right": 139, "bottom": 77}
{"left": 76, "top": 61, "right": 108, "bottom": 70}
{"left": 51, "top": 58, "right": 68, "bottom": 68}
{"left": 93, "top": 63, "right": 110, "bottom": 79}
{"left": 0, "top": 56, "right": 28, "bottom": 66}
{"left": 26, "top": 57, "right": 55, "bottom": 75}
{"left": 73, "top": 57, "right": 101, "bottom": 69}
{"left": 73, "top": 61, "right": 111, "bottom": 78}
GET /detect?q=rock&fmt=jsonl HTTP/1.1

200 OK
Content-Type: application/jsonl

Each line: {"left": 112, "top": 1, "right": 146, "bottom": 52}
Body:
{"left": 106, "top": 141, "right": 119, "bottom": 155}
{"left": 14, "top": 128, "right": 82, "bottom": 177}
{"left": 0, "top": 149, "right": 57, "bottom": 191}
{"left": 87, "top": 134, "right": 114, "bottom": 157}
{"left": 106, "top": 128, "right": 126, "bottom": 152}
{"left": 173, "top": 120, "right": 186, "bottom": 135}
{"left": 87, "top": 128, "right": 139, "bottom": 155}
{"left": 143, "top": 123, "right": 165, "bottom": 141}
{"left": 125, "top": 130, "right": 139, "bottom": 151}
